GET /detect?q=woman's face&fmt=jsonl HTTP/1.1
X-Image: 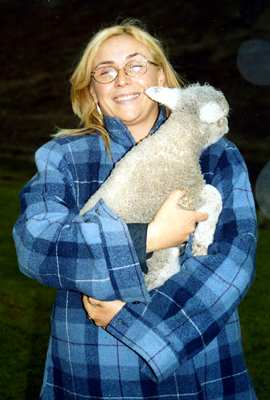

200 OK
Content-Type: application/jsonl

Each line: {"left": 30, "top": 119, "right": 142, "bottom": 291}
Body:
{"left": 90, "top": 34, "right": 165, "bottom": 132}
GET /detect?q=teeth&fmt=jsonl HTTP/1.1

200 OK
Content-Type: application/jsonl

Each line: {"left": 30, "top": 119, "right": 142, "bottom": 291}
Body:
{"left": 114, "top": 93, "right": 140, "bottom": 102}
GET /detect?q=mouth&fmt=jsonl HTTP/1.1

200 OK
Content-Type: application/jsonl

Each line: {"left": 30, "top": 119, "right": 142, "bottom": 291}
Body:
{"left": 113, "top": 92, "right": 141, "bottom": 103}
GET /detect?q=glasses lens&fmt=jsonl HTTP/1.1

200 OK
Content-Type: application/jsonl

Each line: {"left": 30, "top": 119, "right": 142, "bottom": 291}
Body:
{"left": 126, "top": 60, "right": 147, "bottom": 76}
{"left": 94, "top": 66, "right": 117, "bottom": 83}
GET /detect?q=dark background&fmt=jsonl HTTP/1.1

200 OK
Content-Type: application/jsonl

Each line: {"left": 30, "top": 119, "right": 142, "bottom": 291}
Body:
{"left": 1, "top": 0, "right": 270, "bottom": 183}
{"left": 0, "top": 1, "right": 270, "bottom": 399}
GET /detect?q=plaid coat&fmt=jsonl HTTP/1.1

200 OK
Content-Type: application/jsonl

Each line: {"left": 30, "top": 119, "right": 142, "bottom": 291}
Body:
{"left": 13, "top": 108, "right": 257, "bottom": 399}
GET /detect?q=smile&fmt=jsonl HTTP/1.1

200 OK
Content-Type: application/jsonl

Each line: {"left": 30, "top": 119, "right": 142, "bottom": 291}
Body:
{"left": 113, "top": 93, "right": 141, "bottom": 103}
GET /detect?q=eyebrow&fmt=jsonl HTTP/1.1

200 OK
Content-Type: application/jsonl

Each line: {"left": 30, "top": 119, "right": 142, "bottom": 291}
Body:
{"left": 94, "top": 52, "right": 147, "bottom": 68}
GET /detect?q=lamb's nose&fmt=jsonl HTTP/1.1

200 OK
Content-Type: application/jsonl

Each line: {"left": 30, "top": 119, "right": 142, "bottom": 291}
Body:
{"left": 145, "top": 87, "right": 161, "bottom": 97}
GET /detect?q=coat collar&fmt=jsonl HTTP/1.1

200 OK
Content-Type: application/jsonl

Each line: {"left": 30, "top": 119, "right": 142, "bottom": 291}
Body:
{"left": 103, "top": 106, "right": 167, "bottom": 149}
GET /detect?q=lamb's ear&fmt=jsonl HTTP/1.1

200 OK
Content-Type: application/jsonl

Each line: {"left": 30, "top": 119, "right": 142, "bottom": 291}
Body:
{"left": 199, "top": 102, "right": 224, "bottom": 123}
{"left": 145, "top": 87, "right": 181, "bottom": 110}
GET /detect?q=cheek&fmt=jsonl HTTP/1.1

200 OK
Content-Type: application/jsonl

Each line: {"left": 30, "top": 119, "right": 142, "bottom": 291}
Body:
{"left": 97, "top": 92, "right": 115, "bottom": 113}
{"left": 96, "top": 90, "right": 106, "bottom": 104}
{"left": 92, "top": 84, "right": 111, "bottom": 105}
{"left": 137, "top": 72, "right": 163, "bottom": 90}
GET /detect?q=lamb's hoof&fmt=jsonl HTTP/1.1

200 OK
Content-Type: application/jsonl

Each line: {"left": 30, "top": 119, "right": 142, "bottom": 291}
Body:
{"left": 192, "top": 242, "right": 208, "bottom": 256}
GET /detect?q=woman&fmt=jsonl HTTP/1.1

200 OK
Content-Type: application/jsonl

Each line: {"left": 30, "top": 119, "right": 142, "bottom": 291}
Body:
{"left": 13, "top": 20, "right": 257, "bottom": 399}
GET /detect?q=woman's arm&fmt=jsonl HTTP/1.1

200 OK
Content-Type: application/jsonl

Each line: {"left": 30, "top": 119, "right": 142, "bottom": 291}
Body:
{"left": 12, "top": 139, "right": 150, "bottom": 303}
{"left": 105, "top": 140, "right": 257, "bottom": 382}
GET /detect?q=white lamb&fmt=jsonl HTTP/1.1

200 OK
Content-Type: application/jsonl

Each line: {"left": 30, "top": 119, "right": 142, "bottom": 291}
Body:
{"left": 80, "top": 83, "right": 229, "bottom": 290}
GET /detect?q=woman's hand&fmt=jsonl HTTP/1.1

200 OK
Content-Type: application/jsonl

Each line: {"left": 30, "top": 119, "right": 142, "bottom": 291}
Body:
{"left": 82, "top": 295, "right": 126, "bottom": 329}
{"left": 147, "top": 190, "right": 208, "bottom": 252}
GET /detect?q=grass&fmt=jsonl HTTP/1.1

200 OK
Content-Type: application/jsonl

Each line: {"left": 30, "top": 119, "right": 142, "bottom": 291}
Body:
{"left": 0, "top": 173, "right": 269, "bottom": 399}
{"left": 0, "top": 175, "right": 55, "bottom": 399}
{"left": 239, "top": 224, "right": 270, "bottom": 396}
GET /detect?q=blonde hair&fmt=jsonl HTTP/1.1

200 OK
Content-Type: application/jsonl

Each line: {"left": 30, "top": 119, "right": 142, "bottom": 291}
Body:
{"left": 56, "top": 19, "right": 184, "bottom": 150}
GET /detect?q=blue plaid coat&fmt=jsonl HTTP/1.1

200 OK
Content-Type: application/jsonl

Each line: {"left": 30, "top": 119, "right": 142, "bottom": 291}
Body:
{"left": 13, "top": 108, "right": 257, "bottom": 399}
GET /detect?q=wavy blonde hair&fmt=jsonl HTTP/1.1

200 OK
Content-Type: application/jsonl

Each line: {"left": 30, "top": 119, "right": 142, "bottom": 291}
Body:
{"left": 56, "top": 19, "right": 183, "bottom": 150}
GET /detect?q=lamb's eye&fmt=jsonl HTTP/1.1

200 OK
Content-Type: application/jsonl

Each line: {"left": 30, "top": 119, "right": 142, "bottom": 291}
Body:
{"left": 217, "top": 117, "right": 226, "bottom": 127}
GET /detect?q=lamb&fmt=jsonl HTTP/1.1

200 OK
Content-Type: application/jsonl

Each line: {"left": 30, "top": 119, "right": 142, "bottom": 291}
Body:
{"left": 80, "top": 83, "right": 230, "bottom": 290}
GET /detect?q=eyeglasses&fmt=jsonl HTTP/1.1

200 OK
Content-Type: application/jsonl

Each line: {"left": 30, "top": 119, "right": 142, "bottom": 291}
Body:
{"left": 91, "top": 57, "right": 159, "bottom": 84}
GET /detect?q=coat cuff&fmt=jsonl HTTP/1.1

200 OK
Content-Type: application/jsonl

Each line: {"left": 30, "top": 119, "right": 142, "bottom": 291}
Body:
{"left": 81, "top": 199, "right": 150, "bottom": 303}
{"left": 106, "top": 301, "right": 180, "bottom": 382}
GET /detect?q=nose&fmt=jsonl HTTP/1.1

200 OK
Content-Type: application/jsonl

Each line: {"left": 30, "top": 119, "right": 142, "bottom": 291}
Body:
{"left": 114, "top": 68, "right": 130, "bottom": 87}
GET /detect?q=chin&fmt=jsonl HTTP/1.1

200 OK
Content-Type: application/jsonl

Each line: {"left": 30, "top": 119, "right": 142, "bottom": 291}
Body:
{"left": 117, "top": 111, "right": 143, "bottom": 124}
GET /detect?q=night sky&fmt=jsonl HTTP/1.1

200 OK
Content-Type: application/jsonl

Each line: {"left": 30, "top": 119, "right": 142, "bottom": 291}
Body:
{"left": 1, "top": 0, "right": 270, "bottom": 182}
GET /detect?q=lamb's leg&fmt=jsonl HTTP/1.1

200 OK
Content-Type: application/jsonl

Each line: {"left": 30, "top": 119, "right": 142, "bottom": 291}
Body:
{"left": 192, "top": 184, "right": 222, "bottom": 256}
{"left": 145, "top": 247, "right": 180, "bottom": 290}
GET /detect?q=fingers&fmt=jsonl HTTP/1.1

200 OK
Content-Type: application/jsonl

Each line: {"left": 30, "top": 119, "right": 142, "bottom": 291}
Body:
{"left": 82, "top": 296, "right": 100, "bottom": 325}
{"left": 88, "top": 297, "right": 101, "bottom": 306}
{"left": 82, "top": 295, "right": 91, "bottom": 312}
{"left": 82, "top": 295, "right": 88, "bottom": 307}
{"left": 84, "top": 296, "right": 101, "bottom": 306}
{"left": 172, "top": 191, "right": 209, "bottom": 222}
{"left": 82, "top": 295, "right": 92, "bottom": 321}
{"left": 183, "top": 211, "right": 208, "bottom": 238}
{"left": 170, "top": 189, "right": 185, "bottom": 203}
{"left": 81, "top": 296, "right": 126, "bottom": 329}
{"left": 82, "top": 296, "right": 98, "bottom": 316}
{"left": 195, "top": 211, "right": 208, "bottom": 222}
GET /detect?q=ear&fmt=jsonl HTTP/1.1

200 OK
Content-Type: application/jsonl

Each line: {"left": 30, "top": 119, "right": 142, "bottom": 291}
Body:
{"left": 199, "top": 102, "right": 224, "bottom": 123}
{"left": 145, "top": 87, "right": 181, "bottom": 110}
{"left": 157, "top": 68, "right": 166, "bottom": 87}
{"left": 89, "top": 82, "right": 98, "bottom": 103}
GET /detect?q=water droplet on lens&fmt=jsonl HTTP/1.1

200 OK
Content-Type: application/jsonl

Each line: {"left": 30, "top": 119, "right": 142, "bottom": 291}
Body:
{"left": 255, "top": 161, "right": 270, "bottom": 219}
{"left": 237, "top": 39, "right": 270, "bottom": 86}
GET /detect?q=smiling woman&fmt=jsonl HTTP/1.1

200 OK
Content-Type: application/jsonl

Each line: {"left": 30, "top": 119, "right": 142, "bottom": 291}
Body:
{"left": 57, "top": 20, "right": 181, "bottom": 150}
{"left": 89, "top": 36, "right": 165, "bottom": 142}
{"left": 13, "top": 19, "right": 257, "bottom": 400}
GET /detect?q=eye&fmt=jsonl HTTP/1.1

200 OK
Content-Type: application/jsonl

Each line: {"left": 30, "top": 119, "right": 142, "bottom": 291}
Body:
{"left": 96, "top": 67, "right": 115, "bottom": 76}
{"left": 217, "top": 117, "right": 226, "bottom": 127}
{"left": 128, "top": 61, "right": 146, "bottom": 73}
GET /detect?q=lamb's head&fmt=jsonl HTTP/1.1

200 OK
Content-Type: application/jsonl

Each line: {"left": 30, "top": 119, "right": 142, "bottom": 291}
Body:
{"left": 145, "top": 83, "right": 230, "bottom": 148}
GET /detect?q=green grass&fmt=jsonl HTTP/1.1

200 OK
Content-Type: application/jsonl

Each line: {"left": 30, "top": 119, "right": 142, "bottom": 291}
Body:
{"left": 0, "top": 176, "right": 55, "bottom": 400}
{"left": 0, "top": 174, "right": 269, "bottom": 399}
{"left": 239, "top": 224, "right": 270, "bottom": 397}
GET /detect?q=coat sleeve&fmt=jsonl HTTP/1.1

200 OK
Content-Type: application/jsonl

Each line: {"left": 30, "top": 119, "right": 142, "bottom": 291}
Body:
{"left": 106, "top": 140, "right": 257, "bottom": 382}
{"left": 12, "top": 140, "right": 150, "bottom": 303}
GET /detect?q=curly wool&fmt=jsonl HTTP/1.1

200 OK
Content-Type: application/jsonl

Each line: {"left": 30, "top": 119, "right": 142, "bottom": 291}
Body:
{"left": 80, "top": 83, "right": 229, "bottom": 290}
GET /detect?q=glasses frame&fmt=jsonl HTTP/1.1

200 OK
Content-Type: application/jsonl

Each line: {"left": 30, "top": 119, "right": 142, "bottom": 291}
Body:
{"left": 91, "top": 57, "right": 159, "bottom": 84}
